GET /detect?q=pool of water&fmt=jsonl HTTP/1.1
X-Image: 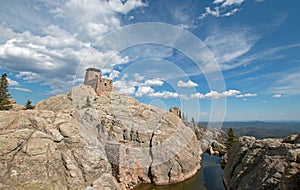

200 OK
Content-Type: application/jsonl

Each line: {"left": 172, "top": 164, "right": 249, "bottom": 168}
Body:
{"left": 134, "top": 153, "right": 225, "bottom": 190}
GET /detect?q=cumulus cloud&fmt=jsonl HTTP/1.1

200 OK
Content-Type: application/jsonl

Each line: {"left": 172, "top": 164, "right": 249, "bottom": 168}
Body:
{"left": 0, "top": 30, "right": 129, "bottom": 94}
{"left": 145, "top": 78, "right": 164, "bottom": 86}
{"left": 51, "top": 0, "right": 147, "bottom": 41}
{"left": 0, "top": 0, "right": 145, "bottom": 94}
{"left": 135, "top": 86, "right": 155, "bottom": 97}
{"left": 190, "top": 89, "right": 257, "bottom": 99}
{"left": 150, "top": 91, "right": 179, "bottom": 98}
{"left": 177, "top": 80, "right": 198, "bottom": 88}
{"left": 113, "top": 74, "right": 180, "bottom": 99}
{"left": 191, "top": 90, "right": 238, "bottom": 99}
{"left": 113, "top": 80, "right": 136, "bottom": 95}
{"left": 135, "top": 86, "right": 180, "bottom": 99}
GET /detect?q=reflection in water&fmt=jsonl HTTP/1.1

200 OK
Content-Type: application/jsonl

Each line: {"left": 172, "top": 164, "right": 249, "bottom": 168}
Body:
{"left": 134, "top": 153, "right": 225, "bottom": 190}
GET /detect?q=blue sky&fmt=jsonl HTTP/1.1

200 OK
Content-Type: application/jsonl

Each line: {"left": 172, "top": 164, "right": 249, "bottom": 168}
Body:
{"left": 0, "top": 0, "right": 299, "bottom": 121}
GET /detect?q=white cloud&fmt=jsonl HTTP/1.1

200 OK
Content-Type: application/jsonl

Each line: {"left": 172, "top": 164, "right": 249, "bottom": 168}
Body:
{"left": 223, "top": 89, "right": 242, "bottom": 97}
{"left": 223, "top": 8, "right": 240, "bottom": 16}
{"left": 272, "top": 94, "right": 282, "bottom": 98}
{"left": 236, "top": 93, "right": 258, "bottom": 98}
{"left": 16, "top": 72, "right": 40, "bottom": 81}
{"left": 0, "top": 26, "right": 129, "bottom": 94}
{"left": 177, "top": 80, "right": 198, "bottom": 88}
{"left": 150, "top": 91, "right": 179, "bottom": 99}
{"left": 51, "top": 0, "right": 146, "bottom": 41}
{"left": 7, "top": 77, "right": 19, "bottom": 86}
{"left": 145, "top": 78, "right": 164, "bottom": 86}
{"left": 190, "top": 89, "right": 257, "bottom": 99}
{"left": 221, "top": 0, "right": 245, "bottom": 7}
{"left": 244, "top": 93, "right": 257, "bottom": 97}
{"left": 213, "top": 0, "right": 225, "bottom": 4}
{"left": 135, "top": 86, "right": 154, "bottom": 97}
{"left": 114, "top": 75, "right": 181, "bottom": 99}
{"left": 135, "top": 86, "right": 180, "bottom": 99}
{"left": 107, "top": 70, "right": 120, "bottom": 80}
{"left": 201, "top": 0, "right": 245, "bottom": 19}
{"left": 113, "top": 80, "right": 136, "bottom": 95}
{"left": 207, "top": 7, "right": 221, "bottom": 17}
{"left": 0, "top": 1, "right": 145, "bottom": 94}
{"left": 200, "top": 7, "right": 221, "bottom": 18}
{"left": 11, "top": 87, "right": 31, "bottom": 92}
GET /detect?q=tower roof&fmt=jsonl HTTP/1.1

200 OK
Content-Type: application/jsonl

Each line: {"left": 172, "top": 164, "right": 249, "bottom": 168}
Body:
{"left": 86, "top": 68, "right": 101, "bottom": 73}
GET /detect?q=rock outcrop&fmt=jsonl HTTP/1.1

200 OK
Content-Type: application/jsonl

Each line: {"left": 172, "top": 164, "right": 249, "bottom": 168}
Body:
{"left": 223, "top": 134, "right": 300, "bottom": 190}
{"left": 0, "top": 108, "right": 120, "bottom": 189}
{"left": 0, "top": 85, "right": 201, "bottom": 189}
{"left": 194, "top": 126, "right": 227, "bottom": 156}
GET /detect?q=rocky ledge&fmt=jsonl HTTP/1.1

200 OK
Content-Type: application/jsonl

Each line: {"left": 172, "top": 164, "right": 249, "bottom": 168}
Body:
{"left": 0, "top": 85, "right": 201, "bottom": 189}
{"left": 223, "top": 134, "right": 300, "bottom": 190}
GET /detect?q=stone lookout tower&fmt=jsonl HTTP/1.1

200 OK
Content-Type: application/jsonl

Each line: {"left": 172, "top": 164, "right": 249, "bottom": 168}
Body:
{"left": 84, "top": 68, "right": 113, "bottom": 95}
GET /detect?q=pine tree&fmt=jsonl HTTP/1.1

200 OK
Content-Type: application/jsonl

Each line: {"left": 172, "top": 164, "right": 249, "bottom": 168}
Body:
{"left": 25, "top": 99, "right": 34, "bottom": 109}
{"left": 226, "top": 127, "right": 237, "bottom": 149}
{"left": 191, "top": 117, "right": 195, "bottom": 127}
{"left": 0, "top": 73, "right": 12, "bottom": 110}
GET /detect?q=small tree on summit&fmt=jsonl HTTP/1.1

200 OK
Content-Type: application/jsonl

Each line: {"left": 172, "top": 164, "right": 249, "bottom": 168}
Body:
{"left": 0, "top": 73, "right": 12, "bottom": 110}
{"left": 25, "top": 99, "right": 34, "bottom": 109}
{"left": 226, "top": 127, "right": 237, "bottom": 149}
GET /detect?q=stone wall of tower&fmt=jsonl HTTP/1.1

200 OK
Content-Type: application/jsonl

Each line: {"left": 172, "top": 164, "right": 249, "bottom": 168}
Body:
{"left": 84, "top": 68, "right": 101, "bottom": 85}
{"left": 95, "top": 78, "right": 113, "bottom": 95}
{"left": 84, "top": 78, "right": 98, "bottom": 90}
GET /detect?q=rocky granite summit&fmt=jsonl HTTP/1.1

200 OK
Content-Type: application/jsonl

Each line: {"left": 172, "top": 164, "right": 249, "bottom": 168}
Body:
{"left": 223, "top": 134, "right": 300, "bottom": 190}
{"left": 0, "top": 85, "right": 201, "bottom": 189}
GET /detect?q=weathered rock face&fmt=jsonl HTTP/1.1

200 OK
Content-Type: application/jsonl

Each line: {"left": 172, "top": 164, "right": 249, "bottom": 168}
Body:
{"left": 0, "top": 110, "right": 119, "bottom": 190}
{"left": 223, "top": 134, "right": 300, "bottom": 190}
{"left": 1, "top": 85, "right": 201, "bottom": 189}
{"left": 68, "top": 85, "right": 201, "bottom": 188}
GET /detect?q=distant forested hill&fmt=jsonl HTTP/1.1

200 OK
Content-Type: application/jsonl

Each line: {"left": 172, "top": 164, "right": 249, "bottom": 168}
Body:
{"left": 198, "top": 121, "right": 300, "bottom": 139}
